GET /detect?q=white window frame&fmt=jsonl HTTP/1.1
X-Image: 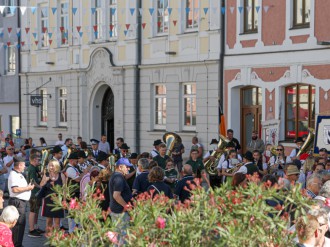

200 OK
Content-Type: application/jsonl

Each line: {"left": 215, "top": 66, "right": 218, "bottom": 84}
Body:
{"left": 154, "top": 84, "right": 167, "bottom": 130}
{"left": 243, "top": 0, "right": 258, "bottom": 33}
{"left": 92, "top": 0, "right": 103, "bottom": 41}
{"left": 156, "top": 0, "right": 169, "bottom": 34}
{"left": 4, "top": 0, "right": 15, "bottom": 17}
{"left": 58, "top": 88, "right": 68, "bottom": 127}
{"left": 10, "top": 116, "right": 19, "bottom": 136}
{"left": 182, "top": 83, "right": 197, "bottom": 131}
{"left": 108, "top": 0, "right": 118, "bottom": 39}
{"left": 39, "top": 89, "right": 48, "bottom": 126}
{"left": 5, "top": 46, "right": 16, "bottom": 75}
{"left": 40, "top": 4, "right": 49, "bottom": 48}
{"left": 59, "top": 1, "right": 69, "bottom": 46}
{"left": 185, "top": 0, "right": 199, "bottom": 31}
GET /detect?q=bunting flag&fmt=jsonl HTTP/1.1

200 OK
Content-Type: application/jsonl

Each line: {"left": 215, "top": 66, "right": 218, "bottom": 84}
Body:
{"left": 48, "top": 33, "right": 53, "bottom": 38}
{"left": 9, "top": 6, "right": 16, "bottom": 14}
{"left": 124, "top": 30, "right": 128, "bottom": 36}
{"left": 111, "top": 8, "right": 116, "bottom": 15}
{"left": 91, "top": 8, "right": 96, "bottom": 15}
{"left": 230, "top": 7, "right": 235, "bottom": 14}
{"left": 142, "top": 23, "right": 146, "bottom": 29}
{"left": 129, "top": 8, "right": 135, "bottom": 16}
{"left": 76, "top": 26, "right": 81, "bottom": 32}
{"left": 7, "top": 28, "right": 12, "bottom": 33}
{"left": 25, "top": 27, "right": 30, "bottom": 34}
{"left": 72, "top": 7, "right": 77, "bottom": 15}
{"left": 31, "top": 7, "right": 37, "bottom": 14}
{"left": 149, "top": 8, "right": 154, "bottom": 16}
{"left": 20, "top": 6, "right": 26, "bottom": 15}
{"left": 263, "top": 5, "right": 270, "bottom": 13}
{"left": 138, "top": 8, "right": 143, "bottom": 16}
{"left": 51, "top": 7, "right": 57, "bottom": 14}
{"left": 167, "top": 7, "right": 172, "bottom": 15}
{"left": 32, "top": 33, "right": 37, "bottom": 39}
{"left": 256, "top": 6, "right": 260, "bottom": 13}
{"left": 221, "top": 7, "right": 226, "bottom": 14}
{"left": 238, "top": 6, "right": 243, "bottom": 13}
{"left": 125, "top": 24, "right": 130, "bottom": 30}
{"left": 203, "top": 8, "right": 208, "bottom": 15}
{"left": 79, "top": 32, "right": 83, "bottom": 37}
{"left": 185, "top": 7, "right": 190, "bottom": 14}
{"left": 0, "top": 6, "right": 5, "bottom": 14}
{"left": 21, "top": 41, "right": 25, "bottom": 46}
{"left": 173, "top": 20, "right": 177, "bottom": 26}
{"left": 49, "top": 40, "right": 53, "bottom": 45}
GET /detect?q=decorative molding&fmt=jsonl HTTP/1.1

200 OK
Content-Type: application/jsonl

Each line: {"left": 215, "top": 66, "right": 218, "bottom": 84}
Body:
{"left": 283, "top": 71, "right": 291, "bottom": 78}
{"left": 302, "top": 69, "right": 312, "bottom": 79}
{"left": 250, "top": 71, "right": 259, "bottom": 80}
{"left": 234, "top": 72, "right": 241, "bottom": 81}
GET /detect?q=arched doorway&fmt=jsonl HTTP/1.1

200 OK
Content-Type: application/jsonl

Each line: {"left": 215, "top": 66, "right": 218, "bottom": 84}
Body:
{"left": 101, "top": 87, "right": 114, "bottom": 152}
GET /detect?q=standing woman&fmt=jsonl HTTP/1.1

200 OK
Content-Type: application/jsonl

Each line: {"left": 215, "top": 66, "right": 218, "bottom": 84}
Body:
{"left": 40, "top": 137, "right": 47, "bottom": 147}
{"left": 40, "top": 160, "right": 65, "bottom": 236}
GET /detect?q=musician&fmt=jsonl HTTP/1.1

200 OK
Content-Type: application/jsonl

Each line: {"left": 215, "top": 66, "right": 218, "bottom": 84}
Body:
{"left": 215, "top": 142, "right": 242, "bottom": 172}
{"left": 153, "top": 143, "right": 170, "bottom": 170}
{"left": 98, "top": 135, "right": 110, "bottom": 154}
{"left": 51, "top": 146, "right": 64, "bottom": 169}
{"left": 119, "top": 143, "right": 130, "bottom": 159}
{"left": 86, "top": 151, "right": 98, "bottom": 166}
{"left": 96, "top": 152, "right": 110, "bottom": 171}
{"left": 253, "top": 150, "right": 268, "bottom": 177}
{"left": 164, "top": 158, "right": 178, "bottom": 192}
{"left": 220, "top": 150, "right": 240, "bottom": 183}
{"left": 269, "top": 145, "right": 291, "bottom": 177}
{"left": 235, "top": 151, "right": 259, "bottom": 175}
{"left": 151, "top": 139, "right": 163, "bottom": 158}
{"left": 77, "top": 150, "right": 89, "bottom": 172}
{"left": 61, "top": 138, "right": 73, "bottom": 161}
{"left": 289, "top": 137, "right": 304, "bottom": 160}
{"left": 113, "top": 137, "right": 124, "bottom": 155}
{"left": 171, "top": 142, "right": 185, "bottom": 174}
{"left": 319, "top": 148, "right": 329, "bottom": 162}
{"left": 227, "top": 129, "right": 241, "bottom": 153}
{"left": 126, "top": 153, "right": 138, "bottom": 189}
{"left": 190, "top": 137, "right": 203, "bottom": 159}
{"left": 203, "top": 138, "right": 222, "bottom": 188}
{"left": 186, "top": 149, "right": 205, "bottom": 177}
{"left": 90, "top": 139, "right": 100, "bottom": 159}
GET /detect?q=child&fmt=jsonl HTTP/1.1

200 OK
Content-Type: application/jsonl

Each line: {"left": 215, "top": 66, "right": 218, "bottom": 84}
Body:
{"left": 164, "top": 159, "right": 178, "bottom": 192}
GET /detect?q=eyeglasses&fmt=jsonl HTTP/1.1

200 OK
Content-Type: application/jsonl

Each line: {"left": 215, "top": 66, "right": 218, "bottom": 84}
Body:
{"left": 276, "top": 149, "right": 283, "bottom": 151}
{"left": 7, "top": 148, "right": 14, "bottom": 151}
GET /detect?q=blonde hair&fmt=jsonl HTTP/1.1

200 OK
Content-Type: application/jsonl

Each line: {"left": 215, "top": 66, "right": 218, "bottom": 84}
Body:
{"left": 295, "top": 214, "right": 319, "bottom": 243}
{"left": 48, "top": 160, "right": 61, "bottom": 173}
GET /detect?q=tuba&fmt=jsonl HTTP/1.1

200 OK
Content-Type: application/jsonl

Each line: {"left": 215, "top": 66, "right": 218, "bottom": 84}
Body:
{"left": 108, "top": 154, "right": 117, "bottom": 172}
{"left": 40, "top": 148, "right": 52, "bottom": 173}
{"left": 204, "top": 135, "right": 231, "bottom": 175}
{"left": 163, "top": 132, "right": 182, "bottom": 156}
{"left": 297, "top": 128, "right": 315, "bottom": 157}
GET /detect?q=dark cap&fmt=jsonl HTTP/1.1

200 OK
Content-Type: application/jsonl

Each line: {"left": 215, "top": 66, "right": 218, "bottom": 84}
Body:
{"left": 96, "top": 151, "right": 109, "bottom": 162}
{"left": 77, "top": 150, "right": 87, "bottom": 159}
{"left": 68, "top": 152, "right": 79, "bottom": 160}
{"left": 90, "top": 139, "right": 99, "bottom": 145}
{"left": 210, "top": 139, "right": 218, "bottom": 145}
{"left": 243, "top": 151, "right": 254, "bottom": 161}
{"left": 295, "top": 137, "right": 304, "bottom": 143}
{"left": 116, "top": 158, "right": 132, "bottom": 167}
{"left": 129, "top": 153, "right": 138, "bottom": 159}
{"left": 120, "top": 143, "right": 130, "bottom": 150}
{"left": 153, "top": 139, "right": 163, "bottom": 146}
{"left": 52, "top": 145, "right": 63, "bottom": 154}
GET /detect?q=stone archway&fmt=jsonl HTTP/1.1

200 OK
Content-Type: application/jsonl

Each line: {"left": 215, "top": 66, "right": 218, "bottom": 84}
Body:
{"left": 101, "top": 87, "right": 115, "bottom": 151}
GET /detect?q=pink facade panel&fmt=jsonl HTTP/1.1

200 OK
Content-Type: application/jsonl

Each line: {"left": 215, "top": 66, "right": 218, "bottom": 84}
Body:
{"left": 226, "top": 0, "right": 237, "bottom": 49}
{"left": 303, "top": 65, "right": 330, "bottom": 80}
{"left": 290, "top": 35, "right": 309, "bottom": 44}
{"left": 315, "top": 0, "right": 330, "bottom": 42}
{"left": 265, "top": 89, "right": 275, "bottom": 121}
{"left": 252, "top": 67, "right": 289, "bottom": 82}
{"left": 240, "top": 39, "right": 258, "bottom": 48}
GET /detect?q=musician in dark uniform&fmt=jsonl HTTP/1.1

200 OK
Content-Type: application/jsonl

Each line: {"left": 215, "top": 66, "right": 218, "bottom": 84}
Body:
{"left": 119, "top": 143, "right": 130, "bottom": 159}
{"left": 90, "top": 139, "right": 100, "bottom": 159}
{"left": 96, "top": 152, "right": 110, "bottom": 171}
{"left": 153, "top": 143, "right": 170, "bottom": 170}
{"left": 51, "top": 146, "right": 64, "bottom": 170}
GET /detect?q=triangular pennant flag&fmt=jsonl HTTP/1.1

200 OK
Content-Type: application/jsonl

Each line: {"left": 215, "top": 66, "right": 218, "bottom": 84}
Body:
{"left": 49, "top": 40, "right": 53, "bottom": 45}
{"left": 142, "top": 23, "right": 146, "bottom": 29}
{"left": 16, "top": 28, "right": 21, "bottom": 33}
{"left": 221, "top": 7, "right": 226, "bottom": 14}
{"left": 238, "top": 6, "right": 243, "bottom": 13}
{"left": 31, "top": 7, "right": 37, "bottom": 14}
{"left": 7, "top": 28, "right": 12, "bottom": 33}
{"left": 20, "top": 7, "right": 27, "bottom": 15}
{"left": 32, "top": 32, "right": 37, "bottom": 39}
{"left": 16, "top": 31, "right": 21, "bottom": 38}
{"left": 246, "top": 6, "right": 252, "bottom": 12}
{"left": 94, "top": 31, "right": 98, "bottom": 38}
{"left": 25, "top": 27, "right": 30, "bottom": 34}
{"left": 157, "top": 22, "right": 162, "bottom": 28}
{"left": 139, "top": 8, "right": 143, "bottom": 16}
{"left": 62, "top": 38, "right": 66, "bottom": 44}
{"left": 79, "top": 32, "right": 83, "bottom": 37}
{"left": 111, "top": 8, "right": 116, "bottom": 15}
{"left": 48, "top": 33, "right": 52, "bottom": 38}
{"left": 41, "top": 7, "right": 47, "bottom": 16}
{"left": 129, "top": 8, "right": 135, "bottom": 16}
{"left": 109, "top": 24, "right": 114, "bottom": 31}
{"left": 203, "top": 8, "right": 208, "bottom": 15}
{"left": 168, "top": 7, "right": 172, "bottom": 15}
{"left": 91, "top": 8, "right": 96, "bottom": 15}
{"left": 125, "top": 24, "right": 130, "bottom": 30}
{"left": 21, "top": 41, "right": 25, "bottom": 46}
{"left": 3, "top": 44, "right": 7, "bottom": 49}
{"left": 0, "top": 6, "right": 5, "bottom": 14}
{"left": 42, "top": 27, "right": 47, "bottom": 33}
{"left": 230, "top": 7, "right": 235, "bottom": 14}
{"left": 173, "top": 20, "right": 177, "bottom": 26}
{"left": 263, "top": 5, "right": 269, "bottom": 13}
{"left": 76, "top": 26, "right": 81, "bottom": 32}
{"left": 51, "top": 7, "right": 57, "bottom": 14}
{"left": 149, "top": 8, "right": 154, "bottom": 16}
{"left": 35, "top": 41, "right": 39, "bottom": 45}
{"left": 185, "top": 7, "right": 190, "bottom": 14}
{"left": 7, "top": 42, "right": 11, "bottom": 47}
{"left": 93, "top": 25, "right": 98, "bottom": 32}
{"left": 9, "top": 6, "right": 16, "bottom": 14}
{"left": 64, "top": 32, "right": 68, "bottom": 38}
{"left": 256, "top": 6, "right": 260, "bottom": 13}
{"left": 60, "top": 26, "right": 65, "bottom": 32}
{"left": 124, "top": 30, "right": 128, "bottom": 36}
{"left": 16, "top": 44, "right": 20, "bottom": 49}
{"left": 72, "top": 8, "right": 77, "bottom": 15}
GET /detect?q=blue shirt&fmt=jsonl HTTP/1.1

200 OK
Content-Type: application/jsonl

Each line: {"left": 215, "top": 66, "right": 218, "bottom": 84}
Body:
{"left": 147, "top": 181, "right": 173, "bottom": 199}
{"left": 132, "top": 171, "right": 151, "bottom": 194}
{"left": 109, "top": 172, "right": 132, "bottom": 213}
{"left": 175, "top": 175, "right": 195, "bottom": 203}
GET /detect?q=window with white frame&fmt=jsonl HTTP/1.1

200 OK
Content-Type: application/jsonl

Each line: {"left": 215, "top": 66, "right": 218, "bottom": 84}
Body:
{"left": 157, "top": 0, "right": 169, "bottom": 33}
{"left": 60, "top": 2, "right": 69, "bottom": 45}
{"left": 243, "top": 0, "right": 258, "bottom": 33}
{"left": 40, "top": 5, "right": 49, "bottom": 47}
{"left": 5, "top": 46, "right": 16, "bottom": 75}
{"left": 109, "top": 0, "right": 117, "bottom": 38}
{"left": 58, "top": 88, "right": 68, "bottom": 126}
{"left": 293, "top": 0, "right": 310, "bottom": 28}
{"left": 154, "top": 85, "right": 166, "bottom": 129}
{"left": 185, "top": 0, "right": 199, "bottom": 30}
{"left": 94, "top": 0, "right": 102, "bottom": 40}
{"left": 39, "top": 89, "right": 48, "bottom": 126}
{"left": 10, "top": 116, "right": 19, "bottom": 135}
{"left": 5, "top": 0, "right": 15, "bottom": 15}
{"left": 183, "top": 83, "right": 196, "bottom": 128}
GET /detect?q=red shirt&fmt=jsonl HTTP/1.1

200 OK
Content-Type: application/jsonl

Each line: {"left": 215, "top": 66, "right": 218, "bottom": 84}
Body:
{"left": 0, "top": 223, "right": 14, "bottom": 247}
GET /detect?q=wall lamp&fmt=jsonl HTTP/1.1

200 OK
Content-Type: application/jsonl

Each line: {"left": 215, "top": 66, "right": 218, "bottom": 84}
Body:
{"left": 165, "top": 51, "right": 177, "bottom": 55}
{"left": 45, "top": 61, "right": 55, "bottom": 65}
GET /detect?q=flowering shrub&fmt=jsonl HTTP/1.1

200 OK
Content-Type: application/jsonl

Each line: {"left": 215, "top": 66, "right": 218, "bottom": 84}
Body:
{"left": 48, "top": 174, "right": 313, "bottom": 246}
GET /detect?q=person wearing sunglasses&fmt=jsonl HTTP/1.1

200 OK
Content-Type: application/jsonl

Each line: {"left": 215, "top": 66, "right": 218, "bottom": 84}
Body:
{"left": 269, "top": 144, "right": 291, "bottom": 178}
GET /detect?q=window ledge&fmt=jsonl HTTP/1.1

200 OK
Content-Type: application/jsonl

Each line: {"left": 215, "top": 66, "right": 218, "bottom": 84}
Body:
{"left": 239, "top": 31, "right": 258, "bottom": 35}
{"left": 33, "top": 126, "right": 48, "bottom": 130}
{"left": 177, "top": 31, "right": 198, "bottom": 37}
{"left": 289, "top": 25, "right": 310, "bottom": 30}
{"left": 53, "top": 126, "right": 68, "bottom": 131}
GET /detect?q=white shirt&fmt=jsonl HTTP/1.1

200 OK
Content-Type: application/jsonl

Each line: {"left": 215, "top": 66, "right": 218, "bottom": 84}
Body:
{"left": 66, "top": 166, "right": 80, "bottom": 180}
{"left": 235, "top": 162, "right": 254, "bottom": 175}
{"left": 269, "top": 156, "right": 292, "bottom": 166}
{"left": 3, "top": 155, "right": 14, "bottom": 179}
{"left": 8, "top": 169, "right": 31, "bottom": 201}
{"left": 61, "top": 145, "right": 69, "bottom": 161}
{"left": 98, "top": 141, "right": 110, "bottom": 154}
{"left": 55, "top": 140, "right": 65, "bottom": 146}
{"left": 151, "top": 149, "right": 159, "bottom": 158}
{"left": 289, "top": 147, "right": 300, "bottom": 158}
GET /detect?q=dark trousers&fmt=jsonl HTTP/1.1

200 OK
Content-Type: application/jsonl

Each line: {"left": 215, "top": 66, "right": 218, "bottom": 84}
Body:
{"left": 8, "top": 197, "right": 27, "bottom": 247}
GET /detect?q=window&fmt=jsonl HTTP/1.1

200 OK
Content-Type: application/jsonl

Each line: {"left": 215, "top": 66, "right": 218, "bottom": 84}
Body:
{"left": 10, "top": 116, "right": 19, "bottom": 135}
{"left": 109, "top": 0, "right": 117, "bottom": 38}
{"left": 157, "top": 0, "right": 169, "bottom": 33}
{"left": 154, "top": 85, "right": 166, "bottom": 128}
{"left": 244, "top": 0, "right": 258, "bottom": 33}
{"left": 4, "top": 0, "right": 15, "bottom": 16}
{"left": 5, "top": 46, "right": 16, "bottom": 74}
{"left": 285, "top": 84, "right": 315, "bottom": 139}
{"left": 59, "top": 88, "right": 68, "bottom": 126}
{"left": 293, "top": 0, "right": 310, "bottom": 27}
{"left": 186, "top": 0, "right": 199, "bottom": 29}
{"left": 40, "top": 5, "right": 49, "bottom": 47}
{"left": 94, "top": 0, "right": 102, "bottom": 40}
{"left": 39, "top": 89, "right": 48, "bottom": 126}
{"left": 183, "top": 83, "right": 196, "bottom": 128}
{"left": 60, "top": 2, "right": 69, "bottom": 45}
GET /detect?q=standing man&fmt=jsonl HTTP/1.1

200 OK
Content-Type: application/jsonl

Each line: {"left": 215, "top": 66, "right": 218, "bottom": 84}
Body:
{"left": 246, "top": 131, "right": 265, "bottom": 154}
{"left": 8, "top": 161, "right": 35, "bottom": 247}
{"left": 227, "top": 129, "right": 241, "bottom": 152}
{"left": 132, "top": 158, "right": 151, "bottom": 195}
{"left": 113, "top": 137, "right": 124, "bottom": 155}
{"left": 289, "top": 137, "right": 304, "bottom": 160}
{"left": 126, "top": 153, "right": 138, "bottom": 189}
{"left": 174, "top": 164, "right": 195, "bottom": 203}
{"left": 171, "top": 141, "right": 185, "bottom": 173}
{"left": 153, "top": 143, "right": 170, "bottom": 170}
{"left": 55, "top": 133, "right": 65, "bottom": 146}
{"left": 191, "top": 137, "right": 203, "bottom": 159}
{"left": 76, "top": 136, "right": 83, "bottom": 149}
{"left": 109, "top": 158, "right": 133, "bottom": 245}
{"left": 186, "top": 149, "right": 205, "bottom": 177}
{"left": 90, "top": 139, "right": 100, "bottom": 159}
{"left": 151, "top": 139, "right": 162, "bottom": 158}
{"left": 119, "top": 143, "right": 130, "bottom": 158}
{"left": 61, "top": 138, "right": 73, "bottom": 161}
{"left": 3, "top": 146, "right": 16, "bottom": 194}
{"left": 96, "top": 152, "right": 110, "bottom": 171}
{"left": 98, "top": 135, "right": 110, "bottom": 154}
{"left": 51, "top": 146, "right": 64, "bottom": 169}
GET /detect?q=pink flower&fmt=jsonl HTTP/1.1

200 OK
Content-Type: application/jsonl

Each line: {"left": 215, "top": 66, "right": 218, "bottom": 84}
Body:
{"left": 69, "top": 198, "right": 77, "bottom": 209}
{"left": 325, "top": 198, "right": 330, "bottom": 207}
{"left": 156, "top": 216, "right": 166, "bottom": 229}
{"left": 106, "top": 231, "right": 119, "bottom": 245}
